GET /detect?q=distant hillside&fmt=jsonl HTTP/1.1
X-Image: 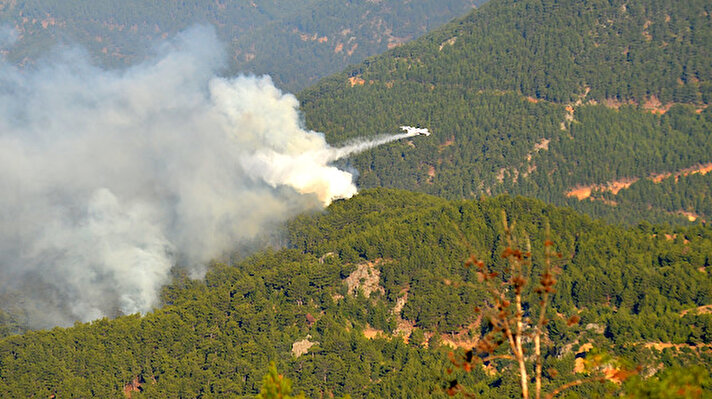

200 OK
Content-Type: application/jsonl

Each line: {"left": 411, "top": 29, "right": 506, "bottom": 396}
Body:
{"left": 307, "top": 0, "right": 711, "bottom": 103}
{"left": 0, "top": 0, "right": 481, "bottom": 91}
{"left": 1, "top": 189, "right": 711, "bottom": 397}
{"left": 300, "top": 0, "right": 712, "bottom": 224}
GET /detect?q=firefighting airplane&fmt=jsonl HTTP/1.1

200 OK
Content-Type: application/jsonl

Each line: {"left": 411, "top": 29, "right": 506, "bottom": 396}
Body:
{"left": 400, "top": 126, "right": 431, "bottom": 136}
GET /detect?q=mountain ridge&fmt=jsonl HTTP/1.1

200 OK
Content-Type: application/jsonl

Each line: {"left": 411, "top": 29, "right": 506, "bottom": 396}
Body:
{"left": 300, "top": 0, "right": 712, "bottom": 225}
{"left": 2, "top": 188, "right": 711, "bottom": 397}
{"left": 0, "top": 0, "right": 482, "bottom": 91}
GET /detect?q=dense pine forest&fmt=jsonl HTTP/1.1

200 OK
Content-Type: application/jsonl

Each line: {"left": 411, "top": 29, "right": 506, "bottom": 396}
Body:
{"left": 1, "top": 0, "right": 712, "bottom": 397}
{"left": 0, "top": 0, "right": 481, "bottom": 91}
{"left": 1, "top": 189, "right": 711, "bottom": 397}
{"left": 300, "top": 0, "right": 712, "bottom": 225}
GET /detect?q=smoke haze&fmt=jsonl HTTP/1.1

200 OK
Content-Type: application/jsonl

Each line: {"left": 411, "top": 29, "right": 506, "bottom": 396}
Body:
{"left": 0, "top": 26, "right": 418, "bottom": 328}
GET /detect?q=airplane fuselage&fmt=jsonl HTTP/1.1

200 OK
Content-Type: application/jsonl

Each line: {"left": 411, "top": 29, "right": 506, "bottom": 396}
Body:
{"left": 400, "top": 125, "right": 431, "bottom": 136}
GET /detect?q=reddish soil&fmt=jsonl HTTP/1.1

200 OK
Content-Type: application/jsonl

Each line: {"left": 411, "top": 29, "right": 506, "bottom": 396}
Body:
{"left": 565, "top": 178, "right": 637, "bottom": 200}
{"left": 651, "top": 162, "right": 712, "bottom": 183}
{"left": 363, "top": 326, "right": 384, "bottom": 339}
{"left": 567, "top": 162, "right": 712, "bottom": 201}
{"left": 680, "top": 304, "right": 712, "bottom": 317}
{"left": 348, "top": 76, "right": 365, "bottom": 86}
{"left": 439, "top": 136, "right": 455, "bottom": 150}
{"left": 123, "top": 377, "right": 141, "bottom": 399}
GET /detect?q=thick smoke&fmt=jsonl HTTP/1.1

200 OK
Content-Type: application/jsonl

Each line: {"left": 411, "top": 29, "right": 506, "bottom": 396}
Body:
{"left": 0, "top": 27, "right": 417, "bottom": 328}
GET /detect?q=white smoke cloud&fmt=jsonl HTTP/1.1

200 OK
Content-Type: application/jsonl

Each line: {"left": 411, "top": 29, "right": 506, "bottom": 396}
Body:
{"left": 0, "top": 26, "right": 419, "bottom": 328}
{"left": 0, "top": 26, "right": 18, "bottom": 49}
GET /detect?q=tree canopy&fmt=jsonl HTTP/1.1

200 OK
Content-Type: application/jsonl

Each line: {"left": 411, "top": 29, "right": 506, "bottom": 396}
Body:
{"left": 1, "top": 189, "right": 710, "bottom": 397}
{"left": 300, "top": 0, "right": 712, "bottom": 225}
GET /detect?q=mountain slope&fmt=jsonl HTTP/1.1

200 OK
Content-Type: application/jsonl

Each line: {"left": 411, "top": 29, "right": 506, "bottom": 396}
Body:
{"left": 0, "top": 0, "right": 481, "bottom": 91}
{"left": 300, "top": 0, "right": 712, "bottom": 224}
{"left": 231, "top": 0, "right": 482, "bottom": 91}
{"left": 1, "top": 189, "right": 711, "bottom": 397}
{"left": 305, "top": 0, "right": 712, "bottom": 103}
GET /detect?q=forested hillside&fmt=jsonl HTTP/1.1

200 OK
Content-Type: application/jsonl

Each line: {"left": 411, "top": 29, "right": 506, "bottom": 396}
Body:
{"left": 1, "top": 189, "right": 711, "bottom": 397}
{"left": 0, "top": 0, "right": 481, "bottom": 91}
{"left": 300, "top": 0, "right": 712, "bottom": 225}
{"left": 3, "top": 1, "right": 712, "bottom": 397}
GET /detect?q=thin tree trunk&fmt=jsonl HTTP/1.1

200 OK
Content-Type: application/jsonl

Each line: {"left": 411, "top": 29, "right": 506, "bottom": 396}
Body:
{"left": 534, "top": 333, "right": 542, "bottom": 399}
{"left": 516, "top": 292, "right": 529, "bottom": 399}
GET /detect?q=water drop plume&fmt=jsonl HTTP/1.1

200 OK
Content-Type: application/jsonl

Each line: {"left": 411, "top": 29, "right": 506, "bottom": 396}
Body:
{"left": 0, "top": 26, "right": 418, "bottom": 328}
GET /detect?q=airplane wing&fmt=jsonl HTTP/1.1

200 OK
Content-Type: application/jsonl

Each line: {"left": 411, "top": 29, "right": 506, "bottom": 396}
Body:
{"left": 400, "top": 126, "right": 431, "bottom": 136}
